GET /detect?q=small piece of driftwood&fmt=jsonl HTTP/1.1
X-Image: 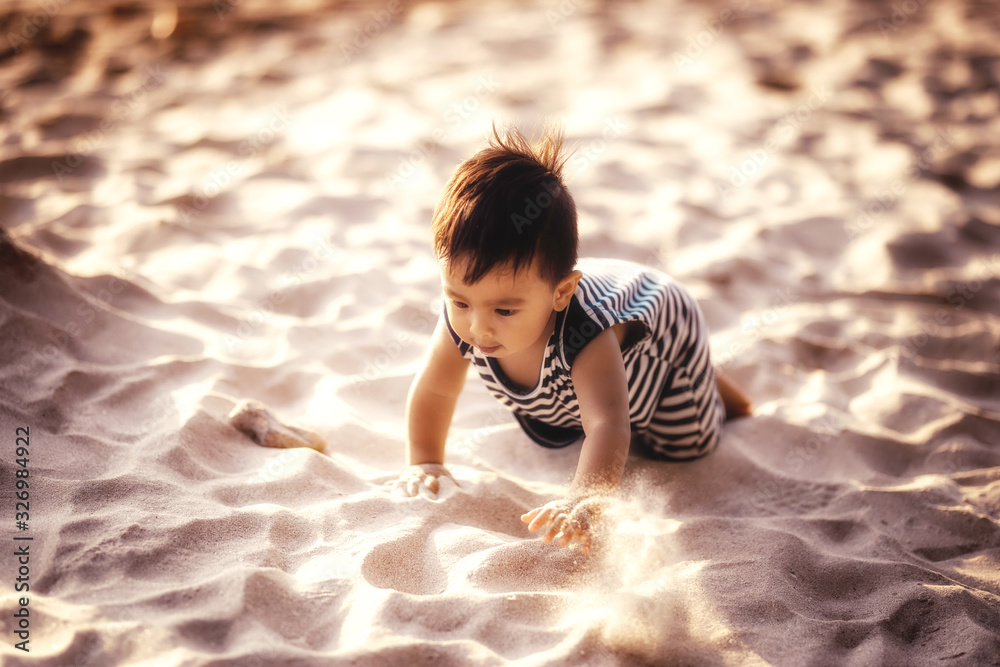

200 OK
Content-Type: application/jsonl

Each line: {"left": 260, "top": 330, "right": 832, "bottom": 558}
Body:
{"left": 228, "top": 399, "right": 325, "bottom": 451}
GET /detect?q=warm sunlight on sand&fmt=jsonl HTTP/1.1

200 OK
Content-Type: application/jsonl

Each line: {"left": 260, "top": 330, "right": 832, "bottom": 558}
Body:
{"left": 1, "top": 0, "right": 999, "bottom": 664}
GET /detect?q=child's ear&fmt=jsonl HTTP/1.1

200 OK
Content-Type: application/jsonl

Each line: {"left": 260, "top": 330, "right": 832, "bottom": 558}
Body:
{"left": 553, "top": 270, "right": 582, "bottom": 310}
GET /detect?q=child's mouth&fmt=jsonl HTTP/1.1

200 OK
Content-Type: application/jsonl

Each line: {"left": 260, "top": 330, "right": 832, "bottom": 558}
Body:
{"left": 478, "top": 344, "right": 501, "bottom": 354}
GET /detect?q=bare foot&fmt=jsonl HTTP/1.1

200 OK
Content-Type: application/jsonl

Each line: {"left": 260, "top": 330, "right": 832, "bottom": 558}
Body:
{"left": 228, "top": 399, "right": 325, "bottom": 450}
{"left": 715, "top": 368, "right": 752, "bottom": 419}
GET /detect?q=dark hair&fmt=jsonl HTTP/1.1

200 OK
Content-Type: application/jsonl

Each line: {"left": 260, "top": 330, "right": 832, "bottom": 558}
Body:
{"left": 431, "top": 121, "right": 578, "bottom": 286}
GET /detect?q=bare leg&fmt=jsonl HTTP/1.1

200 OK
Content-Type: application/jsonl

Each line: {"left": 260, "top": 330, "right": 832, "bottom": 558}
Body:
{"left": 715, "top": 367, "right": 752, "bottom": 419}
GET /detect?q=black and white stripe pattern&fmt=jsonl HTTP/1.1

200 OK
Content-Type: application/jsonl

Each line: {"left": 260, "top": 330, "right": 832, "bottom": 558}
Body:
{"left": 443, "top": 257, "right": 724, "bottom": 460}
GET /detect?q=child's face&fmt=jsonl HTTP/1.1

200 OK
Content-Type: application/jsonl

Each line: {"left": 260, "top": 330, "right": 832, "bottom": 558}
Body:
{"left": 440, "top": 257, "right": 576, "bottom": 358}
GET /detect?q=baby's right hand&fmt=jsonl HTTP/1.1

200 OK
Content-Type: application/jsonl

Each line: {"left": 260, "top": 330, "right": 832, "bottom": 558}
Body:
{"left": 391, "top": 463, "right": 456, "bottom": 498}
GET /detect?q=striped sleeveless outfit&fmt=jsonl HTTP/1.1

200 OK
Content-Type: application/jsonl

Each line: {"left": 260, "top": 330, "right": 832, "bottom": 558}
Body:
{"left": 442, "top": 257, "right": 725, "bottom": 461}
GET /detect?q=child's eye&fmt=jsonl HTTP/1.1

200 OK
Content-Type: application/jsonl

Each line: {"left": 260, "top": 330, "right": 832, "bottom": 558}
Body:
{"left": 495, "top": 309, "right": 515, "bottom": 317}
{"left": 451, "top": 300, "right": 468, "bottom": 309}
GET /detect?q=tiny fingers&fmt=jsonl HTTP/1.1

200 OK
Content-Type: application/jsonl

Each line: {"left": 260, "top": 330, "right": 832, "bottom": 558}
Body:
{"left": 542, "top": 514, "right": 569, "bottom": 544}
{"left": 528, "top": 507, "right": 557, "bottom": 533}
{"left": 556, "top": 515, "right": 582, "bottom": 547}
{"left": 524, "top": 501, "right": 595, "bottom": 552}
{"left": 572, "top": 509, "right": 596, "bottom": 553}
{"left": 571, "top": 508, "right": 592, "bottom": 534}
{"left": 521, "top": 507, "right": 542, "bottom": 524}
{"left": 393, "top": 466, "right": 453, "bottom": 499}
{"left": 416, "top": 475, "right": 439, "bottom": 499}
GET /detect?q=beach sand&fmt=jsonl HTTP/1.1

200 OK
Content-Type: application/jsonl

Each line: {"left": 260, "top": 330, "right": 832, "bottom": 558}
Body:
{"left": 1, "top": 0, "right": 999, "bottom": 664}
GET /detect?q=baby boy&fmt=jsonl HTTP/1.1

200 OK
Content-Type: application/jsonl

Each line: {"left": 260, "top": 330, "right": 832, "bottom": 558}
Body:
{"left": 392, "top": 123, "right": 751, "bottom": 552}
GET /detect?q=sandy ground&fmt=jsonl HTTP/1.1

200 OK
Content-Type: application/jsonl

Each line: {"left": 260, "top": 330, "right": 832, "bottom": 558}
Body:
{"left": 1, "top": 0, "right": 1000, "bottom": 664}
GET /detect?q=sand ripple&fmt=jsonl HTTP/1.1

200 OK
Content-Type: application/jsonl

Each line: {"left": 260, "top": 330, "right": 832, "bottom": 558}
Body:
{"left": 2, "top": 0, "right": 1000, "bottom": 664}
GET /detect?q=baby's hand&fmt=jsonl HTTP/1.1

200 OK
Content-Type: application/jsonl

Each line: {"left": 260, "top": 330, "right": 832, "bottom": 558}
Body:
{"left": 391, "top": 463, "right": 456, "bottom": 498}
{"left": 521, "top": 496, "right": 606, "bottom": 554}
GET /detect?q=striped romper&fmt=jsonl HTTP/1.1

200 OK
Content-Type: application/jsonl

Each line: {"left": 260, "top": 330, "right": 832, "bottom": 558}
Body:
{"left": 442, "top": 257, "right": 726, "bottom": 461}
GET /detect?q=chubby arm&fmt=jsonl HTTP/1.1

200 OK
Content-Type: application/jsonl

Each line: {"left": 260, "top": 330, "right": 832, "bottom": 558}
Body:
{"left": 568, "top": 326, "right": 633, "bottom": 494}
{"left": 522, "top": 326, "right": 632, "bottom": 551}
{"left": 395, "top": 315, "right": 468, "bottom": 496}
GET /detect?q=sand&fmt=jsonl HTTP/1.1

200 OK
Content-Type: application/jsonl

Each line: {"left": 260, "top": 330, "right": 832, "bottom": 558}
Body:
{"left": 1, "top": 0, "right": 999, "bottom": 664}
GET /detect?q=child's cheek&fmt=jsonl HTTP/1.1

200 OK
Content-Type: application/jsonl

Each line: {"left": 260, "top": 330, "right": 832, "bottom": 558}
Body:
{"left": 450, "top": 309, "right": 471, "bottom": 338}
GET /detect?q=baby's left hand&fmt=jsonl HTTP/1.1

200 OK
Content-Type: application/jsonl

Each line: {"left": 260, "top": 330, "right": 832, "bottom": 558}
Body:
{"left": 521, "top": 496, "right": 605, "bottom": 554}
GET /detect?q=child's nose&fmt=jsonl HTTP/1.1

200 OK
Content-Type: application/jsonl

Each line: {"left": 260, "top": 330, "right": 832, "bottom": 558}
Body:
{"left": 470, "top": 314, "right": 492, "bottom": 338}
